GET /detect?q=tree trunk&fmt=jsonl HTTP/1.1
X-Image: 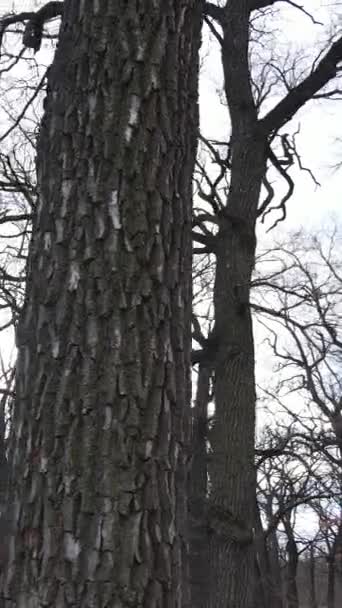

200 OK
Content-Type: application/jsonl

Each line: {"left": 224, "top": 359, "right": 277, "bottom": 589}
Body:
{"left": 284, "top": 520, "right": 299, "bottom": 608}
{"left": 189, "top": 364, "right": 211, "bottom": 607}
{"left": 0, "top": 1, "right": 202, "bottom": 606}
{"left": 327, "top": 557, "right": 335, "bottom": 608}
{"left": 254, "top": 506, "right": 284, "bottom": 608}
{"left": 254, "top": 506, "right": 271, "bottom": 608}
{"left": 207, "top": 4, "right": 266, "bottom": 607}
{"left": 268, "top": 521, "right": 284, "bottom": 608}
{"left": 309, "top": 545, "right": 318, "bottom": 608}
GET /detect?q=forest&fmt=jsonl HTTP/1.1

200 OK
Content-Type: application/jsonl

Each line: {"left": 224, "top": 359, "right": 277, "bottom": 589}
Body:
{"left": 0, "top": 1, "right": 341, "bottom": 607}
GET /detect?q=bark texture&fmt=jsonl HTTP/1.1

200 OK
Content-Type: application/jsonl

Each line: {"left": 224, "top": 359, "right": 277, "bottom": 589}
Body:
{"left": 0, "top": 1, "right": 201, "bottom": 606}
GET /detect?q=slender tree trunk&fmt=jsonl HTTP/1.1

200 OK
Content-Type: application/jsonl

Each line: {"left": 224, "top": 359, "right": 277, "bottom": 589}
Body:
{"left": 207, "top": 4, "right": 266, "bottom": 606}
{"left": 254, "top": 506, "right": 271, "bottom": 608}
{"left": 189, "top": 364, "right": 211, "bottom": 607}
{"left": 309, "top": 545, "right": 318, "bottom": 608}
{"left": 284, "top": 520, "right": 299, "bottom": 608}
{"left": 0, "top": 393, "right": 9, "bottom": 572}
{"left": 334, "top": 522, "right": 342, "bottom": 608}
{"left": 327, "top": 556, "right": 336, "bottom": 608}
{"left": 254, "top": 506, "right": 284, "bottom": 608}
{"left": 0, "top": 1, "right": 202, "bottom": 606}
{"left": 267, "top": 519, "right": 284, "bottom": 608}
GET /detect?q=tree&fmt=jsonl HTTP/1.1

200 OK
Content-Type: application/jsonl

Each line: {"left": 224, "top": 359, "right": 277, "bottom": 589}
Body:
{"left": 192, "top": 4, "right": 342, "bottom": 606}
{"left": 0, "top": 1, "right": 202, "bottom": 605}
{"left": 252, "top": 227, "right": 342, "bottom": 464}
{"left": 253, "top": 226, "right": 342, "bottom": 606}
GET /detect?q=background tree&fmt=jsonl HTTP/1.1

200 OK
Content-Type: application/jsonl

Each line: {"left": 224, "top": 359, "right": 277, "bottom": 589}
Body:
{"left": 192, "top": 3, "right": 342, "bottom": 605}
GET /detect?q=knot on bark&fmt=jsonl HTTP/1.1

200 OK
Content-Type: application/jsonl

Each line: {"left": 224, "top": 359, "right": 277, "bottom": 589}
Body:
{"left": 208, "top": 503, "right": 253, "bottom": 545}
{"left": 22, "top": 1, "right": 64, "bottom": 53}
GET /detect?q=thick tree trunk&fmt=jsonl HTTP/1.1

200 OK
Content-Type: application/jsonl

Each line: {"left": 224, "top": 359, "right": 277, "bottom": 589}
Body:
{"left": 0, "top": 1, "right": 201, "bottom": 606}
{"left": 189, "top": 364, "right": 211, "bottom": 607}
{"left": 206, "top": 4, "right": 266, "bottom": 606}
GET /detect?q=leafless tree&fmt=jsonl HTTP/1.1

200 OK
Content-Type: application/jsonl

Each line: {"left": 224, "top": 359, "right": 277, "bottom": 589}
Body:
{"left": 191, "top": 3, "right": 342, "bottom": 604}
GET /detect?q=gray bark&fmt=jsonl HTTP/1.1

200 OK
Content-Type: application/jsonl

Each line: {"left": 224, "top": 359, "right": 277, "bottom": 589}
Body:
{"left": 0, "top": 1, "right": 202, "bottom": 606}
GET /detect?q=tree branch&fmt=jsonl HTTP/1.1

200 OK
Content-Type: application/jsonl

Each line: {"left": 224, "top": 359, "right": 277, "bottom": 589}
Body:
{"left": 260, "top": 36, "right": 342, "bottom": 134}
{"left": 250, "top": 0, "right": 323, "bottom": 24}
{"left": 203, "top": 2, "right": 226, "bottom": 25}
{"left": 0, "top": 1, "right": 63, "bottom": 54}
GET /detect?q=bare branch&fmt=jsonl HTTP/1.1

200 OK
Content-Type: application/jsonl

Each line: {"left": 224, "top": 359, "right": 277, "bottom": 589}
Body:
{"left": 260, "top": 36, "right": 342, "bottom": 134}
{"left": 0, "top": 1, "right": 63, "bottom": 54}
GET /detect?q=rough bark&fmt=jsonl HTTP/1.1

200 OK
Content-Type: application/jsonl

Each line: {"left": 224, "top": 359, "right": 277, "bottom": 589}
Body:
{"left": 0, "top": 1, "right": 202, "bottom": 606}
{"left": 189, "top": 364, "right": 211, "bottom": 607}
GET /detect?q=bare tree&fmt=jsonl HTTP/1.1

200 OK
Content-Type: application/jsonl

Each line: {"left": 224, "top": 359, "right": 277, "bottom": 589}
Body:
{"left": 191, "top": 3, "right": 342, "bottom": 605}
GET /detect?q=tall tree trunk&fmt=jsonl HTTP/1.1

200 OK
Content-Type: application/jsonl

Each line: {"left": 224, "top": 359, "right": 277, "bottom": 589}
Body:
{"left": 189, "top": 364, "right": 211, "bottom": 607}
{"left": 207, "top": 3, "right": 266, "bottom": 607}
{"left": 0, "top": 1, "right": 202, "bottom": 606}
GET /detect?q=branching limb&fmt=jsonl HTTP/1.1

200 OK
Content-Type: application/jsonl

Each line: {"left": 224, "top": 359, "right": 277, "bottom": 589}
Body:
{"left": 261, "top": 140, "right": 295, "bottom": 230}
{"left": 192, "top": 230, "right": 217, "bottom": 254}
{"left": 260, "top": 36, "right": 342, "bottom": 134}
{"left": 250, "top": 0, "right": 323, "bottom": 24}
{"left": 0, "top": 69, "right": 47, "bottom": 144}
{"left": 203, "top": 2, "right": 226, "bottom": 26}
{"left": 0, "top": 1, "right": 63, "bottom": 54}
